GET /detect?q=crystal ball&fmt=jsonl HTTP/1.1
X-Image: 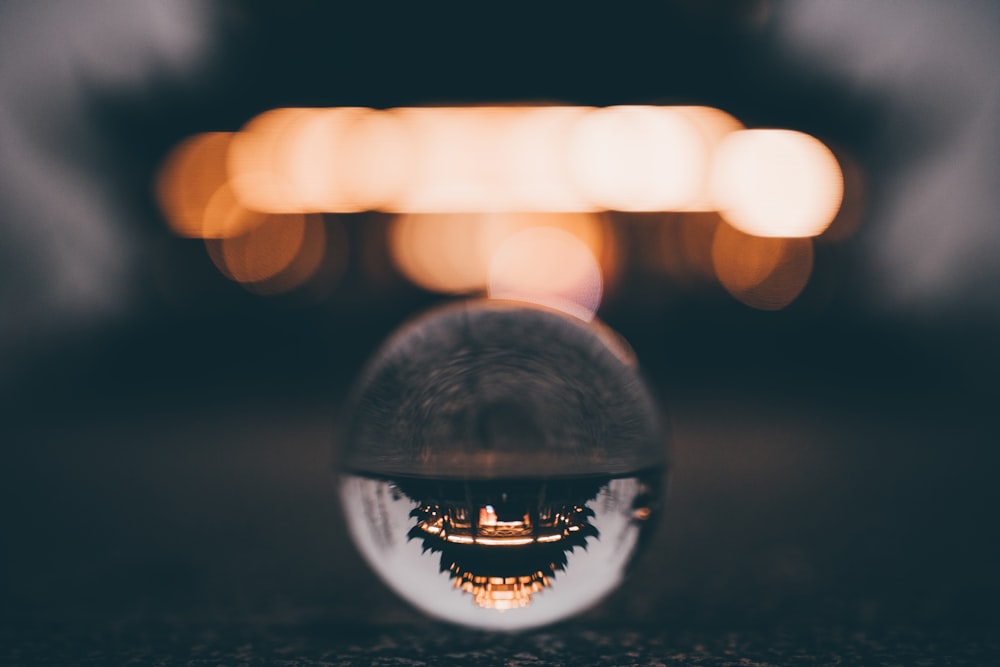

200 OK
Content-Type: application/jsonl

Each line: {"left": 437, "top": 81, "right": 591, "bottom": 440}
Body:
{"left": 338, "top": 300, "right": 667, "bottom": 630}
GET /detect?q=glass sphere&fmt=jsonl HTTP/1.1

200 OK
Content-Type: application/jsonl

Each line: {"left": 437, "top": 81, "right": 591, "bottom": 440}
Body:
{"left": 338, "top": 300, "right": 667, "bottom": 630}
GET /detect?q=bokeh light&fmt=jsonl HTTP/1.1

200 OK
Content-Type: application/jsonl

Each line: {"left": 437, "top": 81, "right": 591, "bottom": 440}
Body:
{"left": 155, "top": 105, "right": 854, "bottom": 309}
{"left": 244, "top": 214, "right": 330, "bottom": 296}
{"left": 384, "top": 107, "right": 594, "bottom": 213}
{"left": 710, "top": 129, "right": 844, "bottom": 237}
{"left": 204, "top": 213, "right": 333, "bottom": 294}
{"left": 217, "top": 213, "right": 306, "bottom": 283}
{"left": 501, "top": 106, "right": 596, "bottom": 212}
{"left": 672, "top": 107, "right": 744, "bottom": 210}
{"left": 388, "top": 213, "right": 482, "bottom": 293}
{"left": 156, "top": 132, "right": 266, "bottom": 238}
{"left": 488, "top": 227, "right": 603, "bottom": 321}
{"left": 568, "top": 106, "right": 707, "bottom": 211}
{"left": 227, "top": 107, "right": 314, "bottom": 213}
{"left": 278, "top": 108, "right": 371, "bottom": 213}
{"left": 711, "top": 221, "right": 814, "bottom": 310}
{"left": 388, "top": 212, "right": 612, "bottom": 295}
{"left": 227, "top": 107, "right": 414, "bottom": 214}
{"left": 347, "top": 111, "right": 413, "bottom": 211}
{"left": 387, "top": 107, "right": 519, "bottom": 213}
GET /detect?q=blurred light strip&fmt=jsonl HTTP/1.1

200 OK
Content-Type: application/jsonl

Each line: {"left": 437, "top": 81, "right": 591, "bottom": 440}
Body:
{"left": 221, "top": 105, "right": 754, "bottom": 215}
{"left": 160, "top": 105, "right": 845, "bottom": 238}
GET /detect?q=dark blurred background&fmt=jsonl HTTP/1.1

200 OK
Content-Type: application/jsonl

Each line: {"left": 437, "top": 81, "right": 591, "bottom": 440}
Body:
{"left": 1, "top": 1, "right": 999, "bottom": 663}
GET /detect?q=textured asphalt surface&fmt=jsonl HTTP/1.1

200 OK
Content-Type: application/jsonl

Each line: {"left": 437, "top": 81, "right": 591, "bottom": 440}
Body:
{"left": 3, "top": 344, "right": 997, "bottom": 664}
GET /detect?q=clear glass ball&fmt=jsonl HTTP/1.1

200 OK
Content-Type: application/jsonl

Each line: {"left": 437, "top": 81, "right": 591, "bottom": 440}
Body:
{"left": 338, "top": 300, "right": 667, "bottom": 630}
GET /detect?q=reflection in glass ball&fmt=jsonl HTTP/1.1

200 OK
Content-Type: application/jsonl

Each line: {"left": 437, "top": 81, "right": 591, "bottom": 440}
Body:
{"left": 338, "top": 300, "right": 667, "bottom": 630}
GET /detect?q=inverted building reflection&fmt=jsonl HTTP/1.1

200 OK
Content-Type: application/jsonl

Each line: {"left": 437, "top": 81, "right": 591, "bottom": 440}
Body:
{"left": 403, "top": 477, "right": 602, "bottom": 610}
{"left": 341, "top": 471, "right": 660, "bottom": 620}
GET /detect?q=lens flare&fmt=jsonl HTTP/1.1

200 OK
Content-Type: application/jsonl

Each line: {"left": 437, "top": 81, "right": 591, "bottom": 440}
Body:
{"left": 711, "top": 221, "right": 814, "bottom": 310}
{"left": 488, "top": 226, "right": 604, "bottom": 320}
{"left": 710, "top": 129, "right": 843, "bottom": 238}
{"left": 568, "top": 106, "right": 707, "bottom": 211}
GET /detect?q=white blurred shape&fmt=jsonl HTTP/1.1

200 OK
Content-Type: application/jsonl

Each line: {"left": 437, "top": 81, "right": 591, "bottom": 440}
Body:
{"left": 386, "top": 107, "right": 597, "bottom": 213}
{"left": 710, "top": 129, "right": 843, "bottom": 238}
{"left": 569, "top": 106, "right": 707, "bottom": 211}
{"left": 501, "top": 106, "right": 596, "bottom": 212}
{"left": 672, "top": 107, "right": 744, "bottom": 211}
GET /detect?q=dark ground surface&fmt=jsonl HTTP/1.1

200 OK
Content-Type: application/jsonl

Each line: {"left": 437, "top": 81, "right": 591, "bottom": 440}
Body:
{"left": 6, "top": 621, "right": 999, "bottom": 666}
{"left": 1, "top": 308, "right": 998, "bottom": 665}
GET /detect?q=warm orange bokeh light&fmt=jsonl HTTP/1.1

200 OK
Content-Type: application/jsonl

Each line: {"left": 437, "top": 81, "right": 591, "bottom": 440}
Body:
{"left": 208, "top": 214, "right": 343, "bottom": 296}
{"left": 388, "top": 212, "right": 610, "bottom": 295}
{"left": 246, "top": 214, "right": 329, "bottom": 295}
{"left": 229, "top": 107, "right": 413, "bottom": 214}
{"left": 710, "top": 129, "right": 844, "bottom": 238}
{"left": 672, "top": 107, "right": 744, "bottom": 211}
{"left": 156, "top": 132, "right": 266, "bottom": 238}
{"left": 384, "top": 107, "right": 595, "bottom": 213}
{"left": 227, "top": 107, "right": 314, "bottom": 213}
{"left": 279, "top": 108, "right": 368, "bottom": 212}
{"left": 818, "top": 150, "right": 865, "bottom": 243}
{"left": 346, "top": 110, "right": 413, "bottom": 211}
{"left": 711, "top": 221, "right": 814, "bottom": 310}
{"left": 488, "top": 226, "right": 603, "bottom": 321}
{"left": 568, "top": 106, "right": 707, "bottom": 211}
{"left": 206, "top": 213, "right": 310, "bottom": 284}
{"left": 388, "top": 213, "right": 483, "bottom": 293}
{"left": 221, "top": 213, "right": 305, "bottom": 283}
{"left": 154, "top": 103, "right": 859, "bottom": 306}
{"left": 387, "top": 107, "right": 517, "bottom": 212}
{"left": 501, "top": 106, "right": 596, "bottom": 212}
